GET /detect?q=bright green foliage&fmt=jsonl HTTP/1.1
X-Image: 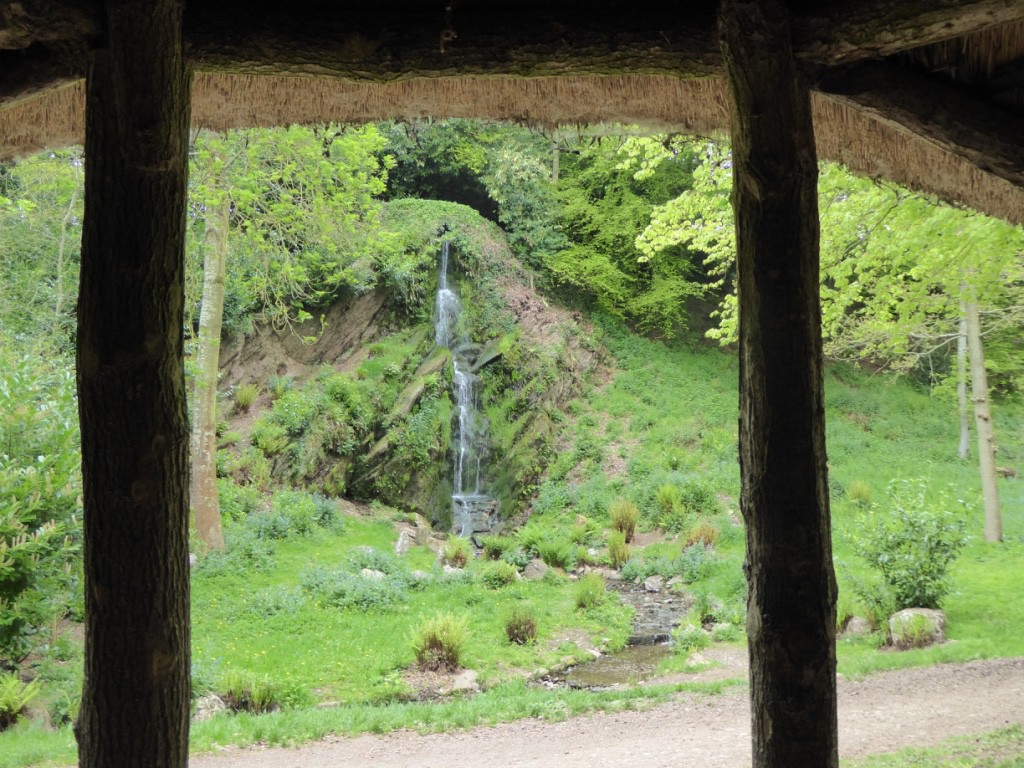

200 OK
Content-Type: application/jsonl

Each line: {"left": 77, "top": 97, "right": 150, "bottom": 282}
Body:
{"left": 411, "top": 612, "right": 469, "bottom": 671}
{"left": 187, "top": 125, "right": 391, "bottom": 338}
{"left": 0, "top": 352, "right": 81, "bottom": 659}
{"left": 549, "top": 137, "right": 704, "bottom": 337}
{"left": 850, "top": 478, "right": 968, "bottom": 616}
{"left": 218, "top": 670, "right": 312, "bottom": 713}
{"left": 0, "top": 673, "right": 40, "bottom": 730}
{"left": 0, "top": 151, "right": 83, "bottom": 355}
{"left": 477, "top": 561, "right": 519, "bottom": 589}
{"left": 232, "top": 383, "right": 260, "bottom": 413}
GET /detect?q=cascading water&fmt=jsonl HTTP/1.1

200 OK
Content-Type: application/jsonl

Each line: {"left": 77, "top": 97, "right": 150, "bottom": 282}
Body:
{"left": 434, "top": 241, "right": 497, "bottom": 536}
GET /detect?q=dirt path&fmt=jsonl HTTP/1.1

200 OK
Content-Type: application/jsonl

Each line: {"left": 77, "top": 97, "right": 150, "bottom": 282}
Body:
{"left": 193, "top": 657, "right": 1024, "bottom": 767}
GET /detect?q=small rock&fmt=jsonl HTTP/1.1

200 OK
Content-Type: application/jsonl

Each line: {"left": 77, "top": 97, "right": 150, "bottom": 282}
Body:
{"left": 395, "top": 529, "right": 415, "bottom": 555}
{"left": 888, "top": 608, "right": 946, "bottom": 649}
{"left": 685, "top": 652, "right": 708, "bottom": 668}
{"left": 193, "top": 693, "right": 226, "bottom": 722}
{"left": 360, "top": 568, "right": 386, "bottom": 580}
{"left": 448, "top": 669, "right": 479, "bottom": 694}
{"left": 523, "top": 559, "right": 549, "bottom": 580}
{"left": 411, "top": 569, "right": 432, "bottom": 582}
{"left": 188, "top": 553, "right": 197, "bottom": 567}
{"left": 587, "top": 648, "right": 602, "bottom": 659}
{"left": 644, "top": 575, "right": 664, "bottom": 593}
{"left": 442, "top": 564, "right": 463, "bottom": 575}
{"left": 842, "top": 616, "right": 872, "bottom": 638}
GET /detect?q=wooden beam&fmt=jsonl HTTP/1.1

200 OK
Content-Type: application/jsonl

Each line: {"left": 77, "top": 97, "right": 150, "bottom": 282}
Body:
{"left": 793, "top": 0, "right": 1024, "bottom": 65}
{"left": 76, "top": 0, "right": 191, "bottom": 765}
{"left": 3, "top": 0, "right": 1023, "bottom": 104}
{"left": 720, "top": 0, "right": 838, "bottom": 765}
{"left": 818, "top": 61, "right": 1024, "bottom": 192}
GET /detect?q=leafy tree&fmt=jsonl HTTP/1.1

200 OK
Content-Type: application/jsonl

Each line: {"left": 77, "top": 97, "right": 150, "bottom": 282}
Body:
{"left": 0, "top": 150, "right": 83, "bottom": 354}
{"left": 549, "top": 134, "right": 706, "bottom": 336}
{"left": 0, "top": 347, "right": 82, "bottom": 660}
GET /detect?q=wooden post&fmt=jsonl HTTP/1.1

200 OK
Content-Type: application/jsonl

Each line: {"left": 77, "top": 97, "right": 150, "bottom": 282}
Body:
{"left": 76, "top": 1, "right": 192, "bottom": 766}
{"left": 719, "top": 1, "right": 838, "bottom": 766}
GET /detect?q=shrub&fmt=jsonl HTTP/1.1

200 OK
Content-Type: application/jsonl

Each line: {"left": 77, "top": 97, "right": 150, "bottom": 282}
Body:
{"left": 248, "top": 510, "right": 293, "bottom": 540}
{"left": 267, "top": 374, "right": 294, "bottom": 401}
{"left": 680, "top": 479, "right": 720, "bottom": 517}
{"left": 500, "top": 546, "right": 532, "bottom": 570}
{"left": 536, "top": 537, "right": 576, "bottom": 569}
{"left": 442, "top": 535, "right": 471, "bottom": 568}
{"left": 685, "top": 519, "right": 720, "bottom": 549}
{"left": 480, "top": 534, "right": 517, "bottom": 560}
{"left": 250, "top": 420, "right": 290, "bottom": 456}
{"left": 0, "top": 673, "right": 41, "bottom": 731}
{"left": 232, "top": 383, "right": 260, "bottom": 413}
{"left": 300, "top": 567, "right": 407, "bottom": 611}
{"left": 504, "top": 606, "right": 538, "bottom": 645}
{"left": 478, "top": 560, "right": 519, "bottom": 589}
{"left": 574, "top": 573, "right": 606, "bottom": 610}
{"left": 609, "top": 498, "right": 639, "bottom": 543}
{"left": 411, "top": 613, "right": 468, "bottom": 671}
{"left": 672, "top": 623, "right": 711, "bottom": 656}
{"left": 250, "top": 586, "right": 305, "bottom": 617}
{"left": 218, "top": 671, "right": 311, "bottom": 713}
{"left": 711, "top": 622, "right": 742, "bottom": 642}
{"left": 655, "top": 484, "right": 682, "bottom": 519}
{"left": 607, "top": 530, "right": 631, "bottom": 569}
{"left": 196, "top": 529, "right": 276, "bottom": 576}
{"left": 690, "top": 590, "right": 726, "bottom": 628}
{"left": 850, "top": 478, "right": 967, "bottom": 612}
{"left": 674, "top": 543, "right": 715, "bottom": 583}
{"left": 271, "top": 489, "right": 318, "bottom": 536}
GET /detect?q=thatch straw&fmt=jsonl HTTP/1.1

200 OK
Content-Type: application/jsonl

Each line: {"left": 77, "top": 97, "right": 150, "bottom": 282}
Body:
{"left": 0, "top": 71, "right": 1020, "bottom": 223}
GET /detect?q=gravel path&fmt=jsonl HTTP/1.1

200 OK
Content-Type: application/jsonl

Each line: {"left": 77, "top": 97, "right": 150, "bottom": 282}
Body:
{"left": 192, "top": 657, "right": 1024, "bottom": 767}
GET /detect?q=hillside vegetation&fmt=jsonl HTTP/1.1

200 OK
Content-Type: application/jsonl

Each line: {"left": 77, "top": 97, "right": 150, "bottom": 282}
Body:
{"left": 0, "top": 120, "right": 1022, "bottom": 766}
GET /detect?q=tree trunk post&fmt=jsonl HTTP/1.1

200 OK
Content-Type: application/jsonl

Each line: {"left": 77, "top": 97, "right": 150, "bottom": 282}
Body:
{"left": 190, "top": 147, "right": 229, "bottom": 552}
{"left": 957, "top": 306, "right": 971, "bottom": 460}
{"left": 719, "top": 2, "right": 838, "bottom": 767}
{"left": 76, "top": 1, "right": 192, "bottom": 766}
{"left": 964, "top": 289, "right": 1002, "bottom": 542}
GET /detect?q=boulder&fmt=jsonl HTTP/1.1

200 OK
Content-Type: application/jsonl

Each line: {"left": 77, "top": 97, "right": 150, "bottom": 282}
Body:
{"left": 193, "top": 693, "right": 227, "bottom": 722}
{"left": 888, "top": 608, "right": 946, "bottom": 649}
{"left": 644, "top": 575, "right": 664, "bottom": 593}
{"left": 360, "top": 568, "right": 386, "bottom": 580}
{"left": 395, "top": 529, "right": 415, "bottom": 555}
{"left": 523, "top": 558, "right": 549, "bottom": 580}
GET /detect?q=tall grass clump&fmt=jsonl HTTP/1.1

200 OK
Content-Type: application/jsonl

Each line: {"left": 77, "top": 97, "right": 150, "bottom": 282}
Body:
{"left": 609, "top": 498, "right": 638, "bottom": 543}
{"left": 607, "top": 530, "right": 631, "bottom": 569}
{"left": 442, "top": 535, "right": 472, "bottom": 568}
{"left": 574, "top": 573, "right": 606, "bottom": 610}
{"left": 232, "top": 383, "right": 260, "bottom": 413}
{"left": 504, "top": 606, "right": 538, "bottom": 645}
{"left": 411, "top": 613, "right": 469, "bottom": 671}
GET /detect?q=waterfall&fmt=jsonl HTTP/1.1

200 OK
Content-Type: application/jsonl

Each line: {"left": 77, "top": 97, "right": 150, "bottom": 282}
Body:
{"left": 434, "top": 241, "right": 496, "bottom": 536}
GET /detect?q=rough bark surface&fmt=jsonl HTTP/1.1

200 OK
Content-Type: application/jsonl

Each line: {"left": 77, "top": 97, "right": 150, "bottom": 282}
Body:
{"left": 957, "top": 309, "right": 971, "bottom": 460}
{"left": 76, "top": 1, "right": 191, "bottom": 766}
{"left": 965, "top": 294, "right": 1003, "bottom": 542}
{"left": 719, "top": 1, "right": 838, "bottom": 766}
{"left": 190, "top": 170, "right": 228, "bottom": 552}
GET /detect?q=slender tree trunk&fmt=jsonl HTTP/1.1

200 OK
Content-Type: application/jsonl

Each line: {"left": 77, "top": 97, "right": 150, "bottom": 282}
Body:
{"left": 719, "top": 2, "right": 838, "bottom": 767}
{"left": 957, "top": 307, "right": 971, "bottom": 460}
{"left": 76, "top": 2, "right": 191, "bottom": 766}
{"left": 190, "top": 159, "right": 229, "bottom": 551}
{"left": 965, "top": 290, "right": 1002, "bottom": 542}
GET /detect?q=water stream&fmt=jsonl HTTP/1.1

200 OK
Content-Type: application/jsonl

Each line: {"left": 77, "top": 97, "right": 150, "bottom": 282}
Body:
{"left": 434, "top": 241, "right": 497, "bottom": 536}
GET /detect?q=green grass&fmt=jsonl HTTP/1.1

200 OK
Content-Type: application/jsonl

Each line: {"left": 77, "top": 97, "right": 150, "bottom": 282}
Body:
{"left": 842, "top": 725, "right": 1024, "bottom": 767}
{"left": 191, "top": 512, "right": 634, "bottom": 706}
{"left": 190, "top": 679, "right": 734, "bottom": 753}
